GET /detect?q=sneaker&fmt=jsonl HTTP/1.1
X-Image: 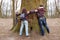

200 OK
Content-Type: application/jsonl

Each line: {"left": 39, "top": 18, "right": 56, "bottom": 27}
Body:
{"left": 40, "top": 33, "right": 44, "bottom": 36}
{"left": 19, "top": 34, "right": 22, "bottom": 36}
{"left": 26, "top": 34, "right": 30, "bottom": 37}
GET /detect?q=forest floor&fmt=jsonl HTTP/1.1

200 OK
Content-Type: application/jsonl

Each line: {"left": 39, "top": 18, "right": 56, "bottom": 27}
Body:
{"left": 0, "top": 18, "right": 60, "bottom": 40}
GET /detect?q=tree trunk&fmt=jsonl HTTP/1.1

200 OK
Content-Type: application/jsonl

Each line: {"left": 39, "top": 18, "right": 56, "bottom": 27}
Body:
{"left": 0, "top": 4, "right": 2, "bottom": 17}
{"left": 11, "top": 0, "right": 47, "bottom": 32}
{"left": 11, "top": 0, "right": 22, "bottom": 30}
{"left": 0, "top": 0, "right": 3, "bottom": 17}
{"left": 11, "top": 0, "right": 16, "bottom": 30}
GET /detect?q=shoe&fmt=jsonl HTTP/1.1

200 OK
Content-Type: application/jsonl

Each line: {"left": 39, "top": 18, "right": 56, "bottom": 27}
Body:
{"left": 26, "top": 35, "right": 29, "bottom": 37}
{"left": 47, "top": 30, "right": 50, "bottom": 34}
{"left": 40, "top": 33, "right": 44, "bottom": 36}
{"left": 19, "top": 34, "right": 22, "bottom": 36}
{"left": 26, "top": 34, "right": 30, "bottom": 37}
{"left": 41, "top": 34, "right": 44, "bottom": 36}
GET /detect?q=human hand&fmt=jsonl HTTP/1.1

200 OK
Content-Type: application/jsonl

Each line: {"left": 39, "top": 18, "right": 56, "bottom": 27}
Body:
{"left": 35, "top": 10, "right": 38, "bottom": 12}
{"left": 27, "top": 11, "right": 30, "bottom": 14}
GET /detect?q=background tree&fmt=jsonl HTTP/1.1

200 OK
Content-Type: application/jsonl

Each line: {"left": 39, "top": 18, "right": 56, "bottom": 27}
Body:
{"left": 0, "top": 0, "right": 3, "bottom": 17}
{"left": 12, "top": 0, "right": 16, "bottom": 28}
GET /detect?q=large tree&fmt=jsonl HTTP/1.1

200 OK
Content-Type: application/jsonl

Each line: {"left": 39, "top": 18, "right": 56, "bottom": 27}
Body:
{"left": 11, "top": 0, "right": 47, "bottom": 32}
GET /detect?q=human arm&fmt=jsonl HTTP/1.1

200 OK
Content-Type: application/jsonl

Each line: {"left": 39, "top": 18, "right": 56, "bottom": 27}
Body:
{"left": 16, "top": 13, "right": 21, "bottom": 17}
{"left": 27, "top": 9, "right": 38, "bottom": 15}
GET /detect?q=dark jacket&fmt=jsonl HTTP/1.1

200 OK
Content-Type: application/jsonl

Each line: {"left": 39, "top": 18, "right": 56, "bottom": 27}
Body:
{"left": 20, "top": 13, "right": 28, "bottom": 21}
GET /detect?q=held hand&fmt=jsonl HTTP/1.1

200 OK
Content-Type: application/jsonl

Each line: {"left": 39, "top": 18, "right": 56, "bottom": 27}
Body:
{"left": 35, "top": 10, "right": 38, "bottom": 12}
{"left": 27, "top": 11, "right": 30, "bottom": 14}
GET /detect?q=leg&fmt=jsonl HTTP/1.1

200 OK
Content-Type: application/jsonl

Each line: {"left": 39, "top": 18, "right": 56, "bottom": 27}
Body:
{"left": 16, "top": 18, "right": 18, "bottom": 24}
{"left": 19, "top": 21, "right": 24, "bottom": 36}
{"left": 24, "top": 20, "right": 29, "bottom": 36}
{"left": 38, "top": 19, "right": 45, "bottom": 36}
{"left": 43, "top": 18, "right": 50, "bottom": 33}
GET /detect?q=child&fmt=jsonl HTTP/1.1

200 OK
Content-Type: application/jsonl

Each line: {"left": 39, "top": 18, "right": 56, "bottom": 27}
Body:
{"left": 35, "top": 5, "right": 50, "bottom": 36}
{"left": 19, "top": 8, "right": 29, "bottom": 37}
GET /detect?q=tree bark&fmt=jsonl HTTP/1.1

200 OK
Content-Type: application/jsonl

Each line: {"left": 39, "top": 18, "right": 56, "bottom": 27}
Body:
{"left": 0, "top": 0, "right": 3, "bottom": 17}
{"left": 11, "top": 0, "right": 22, "bottom": 30}
{"left": 12, "top": 0, "right": 16, "bottom": 27}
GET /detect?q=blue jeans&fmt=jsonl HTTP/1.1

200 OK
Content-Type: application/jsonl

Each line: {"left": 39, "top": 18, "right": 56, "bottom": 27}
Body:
{"left": 38, "top": 17, "right": 49, "bottom": 36}
{"left": 19, "top": 20, "right": 29, "bottom": 36}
